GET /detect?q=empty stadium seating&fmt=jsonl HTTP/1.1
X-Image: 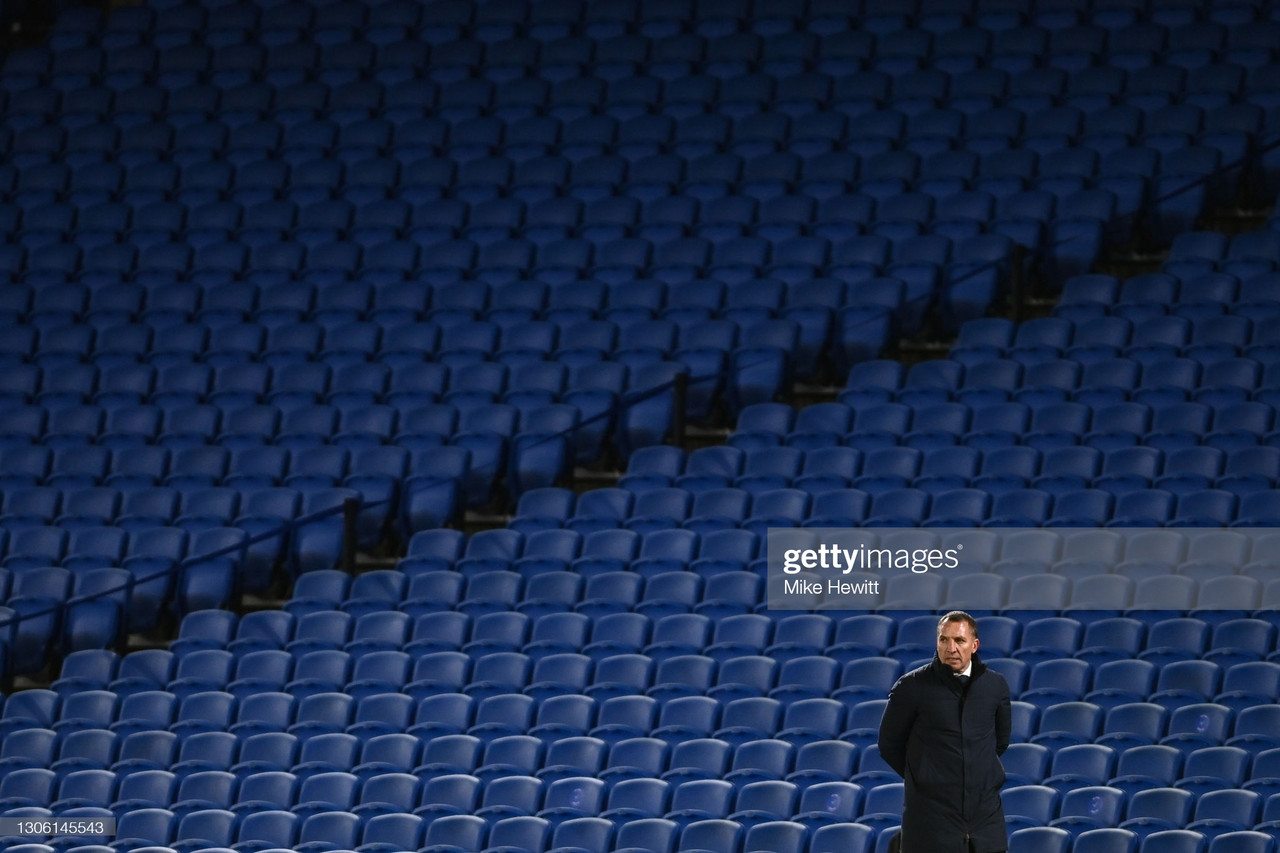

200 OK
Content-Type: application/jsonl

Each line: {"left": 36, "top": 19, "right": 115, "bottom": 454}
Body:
{"left": 1, "top": 0, "right": 1279, "bottom": 852}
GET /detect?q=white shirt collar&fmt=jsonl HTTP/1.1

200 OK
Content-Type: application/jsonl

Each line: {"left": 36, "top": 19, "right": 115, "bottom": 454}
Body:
{"left": 955, "top": 662, "right": 973, "bottom": 678}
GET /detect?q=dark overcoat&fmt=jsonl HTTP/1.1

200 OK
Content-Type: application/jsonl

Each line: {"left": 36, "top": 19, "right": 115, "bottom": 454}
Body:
{"left": 877, "top": 654, "right": 1012, "bottom": 853}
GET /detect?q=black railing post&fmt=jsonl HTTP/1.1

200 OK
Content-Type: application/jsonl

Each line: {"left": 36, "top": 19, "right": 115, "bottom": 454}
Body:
{"left": 672, "top": 371, "right": 688, "bottom": 450}
{"left": 342, "top": 498, "right": 359, "bottom": 573}
{"left": 1009, "top": 243, "right": 1028, "bottom": 324}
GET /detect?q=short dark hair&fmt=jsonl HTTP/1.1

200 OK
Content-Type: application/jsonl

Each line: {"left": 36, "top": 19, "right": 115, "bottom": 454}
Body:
{"left": 938, "top": 610, "right": 978, "bottom": 639}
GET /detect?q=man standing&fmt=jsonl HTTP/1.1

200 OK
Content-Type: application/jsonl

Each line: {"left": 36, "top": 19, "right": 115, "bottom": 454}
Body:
{"left": 877, "top": 610, "right": 1012, "bottom": 853}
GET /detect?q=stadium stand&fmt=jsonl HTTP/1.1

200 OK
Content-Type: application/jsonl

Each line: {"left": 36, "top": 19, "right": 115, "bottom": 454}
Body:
{"left": 0, "top": 0, "right": 1279, "bottom": 851}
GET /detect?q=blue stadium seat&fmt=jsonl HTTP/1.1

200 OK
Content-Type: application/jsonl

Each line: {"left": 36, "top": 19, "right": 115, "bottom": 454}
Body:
{"left": 1044, "top": 783, "right": 1126, "bottom": 835}
{"left": 780, "top": 739, "right": 856, "bottom": 793}
{"left": 1040, "top": 742, "right": 1117, "bottom": 798}
{"left": 1185, "top": 789, "right": 1262, "bottom": 843}
{"left": 352, "top": 797, "right": 426, "bottom": 846}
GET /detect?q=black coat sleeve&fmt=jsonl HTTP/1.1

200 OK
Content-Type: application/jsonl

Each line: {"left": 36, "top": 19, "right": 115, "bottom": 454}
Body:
{"left": 994, "top": 675, "right": 1011, "bottom": 757}
{"left": 877, "top": 674, "right": 918, "bottom": 778}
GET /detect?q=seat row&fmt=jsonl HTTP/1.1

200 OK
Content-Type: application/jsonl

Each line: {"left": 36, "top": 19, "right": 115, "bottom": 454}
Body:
{"left": 407, "top": 523, "right": 1280, "bottom": 584}
{"left": 1, "top": 810, "right": 1268, "bottom": 853}
{"left": 1, "top": 85, "right": 1262, "bottom": 154}
{"left": 0, "top": 404, "right": 576, "bottom": 479}
{"left": 19, "top": 2, "right": 1280, "bottom": 63}
{"left": 1055, "top": 272, "right": 1280, "bottom": 319}
{"left": 516, "top": 483, "right": 1280, "bottom": 531}
{"left": 0, "top": 332, "right": 810, "bottom": 418}
{"left": 942, "top": 284, "right": 1280, "bottom": 341}
{"left": 0, "top": 222, "right": 1085, "bottom": 304}
{"left": 31, "top": 0, "right": 1280, "bottom": 51}
{"left": 0, "top": 89, "right": 1254, "bottom": 160}
{"left": 173, "top": 601, "right": 1280, "bottom": 654}
{"left": 6, "top": 708, "right": 1280, "bottom": 846}
{"left": 0, "top": 231, "right": 1077, "bottom": 318}
{"left": 348, "top": 550, "right": 1280, "bottom": 615}
{"left": 611, "top": 445, "right": 1280, "bottom": 499}
{"left": 0, "top": 524, "right": 261, "bottom": 655}
{"left": 733, "top": 399, "right": 1280, "bottom": 447}
{"left": 0, "top": 807, "right": 907, "bottom": 853}
{"left": 1163, "top": 229, "right": 1280, "bottom": 265}
{"left": 0, "top": 399, "right": 595, "bottom": 515}
{"left": 0, "top": 490, "right": 345, "bottom": 552}
{"left": 1001, "top": 784, "right": 1280, "bottom": 843}
{"left": 0, "top": 227, "right": 1009, "bottom": 275}
{"left": 24, "top": 651, "right": 1280, "bottom": 784}
{"left": 0, "top": 148, "right": 1215, "bottom": 242}
{"left": 0, "top": 188, "right": 1109, "bottom": 263}
{"left": 1, "top": 312, "right": 806, "bottom": 368}
{"left": 156, "top": 606, "right": 1280, "bottom": 700}
{"left": 11, "top": 668, "right": 1280, "bottom": 770}
{"left": 848, "top": 369, "right": 1280, "bottom": 419}
{"left": 38, "top": 0, "right": 1280, "bottom": 38}
{"left": 711, "top": 435, "right": 1280, "bottom": 491}
{"left": 9, "top": 761, "right": 1280, "bottom": 852}
{"left": 0, "top": 490, "right": 366, "bottom": 675}
{"left": 1, "top": 121, "right": 1233, "bottom": 178}
{"left": 842, "top": 359, "right": 1280, "bottom": 412}
{"left": 0, "top": 523, "right": 235, "bottom": 571}
{"left": 0, "top": 349, "right": 686, "bottom": 400}
{"left": 740, "top": 401, "right": 1280, "bottom": 451}
{"left": 952, "top": 316, "right": 1280, "bottom": 365}
{"left": 642, "top": 437, "right": 1280, "bottom": 482}
{"left": 0, "top": 137, "right": 1216, "bottom": 212}
{"left": 0, "top": 390, "right": 615, "bottom": 472}
{"left": 34, "top": 643, "right": 1280, "bottom": 735}
{"left": 0, "top": 764, "right": 925, "bottom": 839}
{"left": 0, "top": 94, "right": 1251, "bottom": 167}
{"left": 0, "top": 145, "right": 1233, "bottom": 227}
{"left": 0, "top": 274, "right": 871, "bottom": 328}
{"left": 0, "top": 442, "right": 433, "bottom": 484}
{"left": 13, "top": 36, "right": 1280, "bottom": 105}
{"left": 10, "top": 59, "right": 1268, "bottom": 124}
{"left": 1005, "top": 740, "right": 1280, "bottom": 795}
{"left": 20, "top": 666, "right": 1280, "bottom": 763}
{"left": 0, "top": 190, "right": 1114, "bottom": 247}
{"left": 314, "top": 603, "right": 1280, "bottom": 667}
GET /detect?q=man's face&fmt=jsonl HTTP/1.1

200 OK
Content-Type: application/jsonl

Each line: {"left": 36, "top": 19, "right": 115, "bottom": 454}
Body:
{"left": 937, "top": 619, "right": 979, "bottom": 673}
